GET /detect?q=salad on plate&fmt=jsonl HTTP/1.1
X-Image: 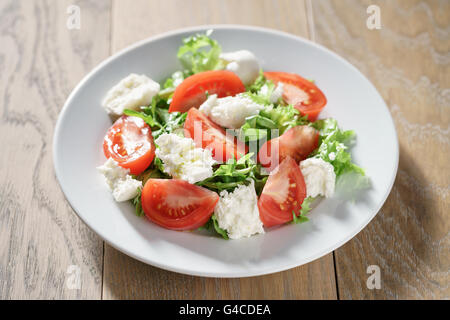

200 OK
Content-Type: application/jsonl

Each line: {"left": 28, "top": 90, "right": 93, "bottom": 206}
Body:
{"left": 97, "top": 31, "right": 369, "bottom": 240}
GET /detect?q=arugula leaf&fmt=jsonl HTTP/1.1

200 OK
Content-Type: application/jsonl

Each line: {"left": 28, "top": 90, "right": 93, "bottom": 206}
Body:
{"left": 125, "top": 96, "right": 187, "bottom": 139}
{"left": 131, "top": 188, "right": 144, "bottom": 217}
{"left": 198, "top": 214, "right": 229, "bottom": 239}
{"left": 123, "top": 109, "right": 161, "bottom": 128}
{"left": 196, "top": 153, "right": 268, "bottom": 194}
{"left": 177, "top": 31, "right": 224, "bottom": 74}
{"left": 211, "top": 215, "right": 229, "bottom": 239}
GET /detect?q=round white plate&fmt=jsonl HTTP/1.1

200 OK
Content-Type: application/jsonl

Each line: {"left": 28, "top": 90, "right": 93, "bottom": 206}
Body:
{"left": 53, "top": 25, "right": 398, "bottom": 277}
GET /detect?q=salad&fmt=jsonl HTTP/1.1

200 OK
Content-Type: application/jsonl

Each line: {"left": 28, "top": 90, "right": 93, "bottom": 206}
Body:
{"left": 97, "top": 32, "right": 369, "bottom": 240}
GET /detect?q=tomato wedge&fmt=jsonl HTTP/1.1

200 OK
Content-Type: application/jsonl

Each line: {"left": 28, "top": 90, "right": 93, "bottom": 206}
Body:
{"left": 258, "top": 125, "right": 319, "bottom": 171}
{"left": 264, "top": 71, "right": 327, "bottom": 121}
{"left": 184, "top": 108, "right": 247, "bottom": 163}
{"left": 141, "top": 179, "right": 219, "bottom": 231}
{"left": 169, "top": 70, "right": 245, "bottom": 113}
{"left": 258, "top": 157, "right": 307, "bottom": 227}
{"left": 103, "top": 115, "right": 155, "bottom": 175}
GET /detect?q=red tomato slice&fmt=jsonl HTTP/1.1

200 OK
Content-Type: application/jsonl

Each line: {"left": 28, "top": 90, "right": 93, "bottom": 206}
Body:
{"left": 184, "top": 108, "right": 247, "bottom": 163}
{"left": 103, "top": 115, "right": 155, "bottom": 175}
{"left": 169, "top": 70, "right": 245, "bottom": 113}
{"left": 258, "top": 125, "right": 319, "bottom": 171}
{"left": 264, "top": 71, "right": 327, "bottom": 121}
{"left": 258, "top": 157, "right": 307, "bottom": 227}
{"left": 141, "top": 179, "right": 219, "bottom": 231}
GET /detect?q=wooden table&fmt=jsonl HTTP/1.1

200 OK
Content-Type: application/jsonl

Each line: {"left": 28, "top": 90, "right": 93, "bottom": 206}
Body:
{"left": 0, "top": 0, "right": 448, "bottom": 299}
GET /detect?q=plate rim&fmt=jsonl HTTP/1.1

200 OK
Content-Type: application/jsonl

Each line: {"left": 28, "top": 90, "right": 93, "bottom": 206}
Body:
{"left": 53, "top": 24, "right": 399, "bottom": 278}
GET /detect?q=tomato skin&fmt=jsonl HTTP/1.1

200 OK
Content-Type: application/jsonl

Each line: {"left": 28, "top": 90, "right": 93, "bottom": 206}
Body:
{"left": 258, "top": 125, "right": 319, "bottom": 171}
{"left": 103, "top": 115, "right": 155, "bottom": 175}
{"left": 258, "top": 157, "right": 307, "bottom": 227}
{"left": 184, "top": 108, "right": 247, "bottom": 163}
{"left": 169, "top": 70, "right": 245, "bottom": 113}
{"left": 264, "top": 71, "right": 327, "bottom": 121}
{"left": 141, "top": 179, "right": 219, "bottom": 231}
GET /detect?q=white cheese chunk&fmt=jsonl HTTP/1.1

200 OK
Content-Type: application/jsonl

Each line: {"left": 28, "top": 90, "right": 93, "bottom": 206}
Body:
{"left": 199, "top": 94, "right": 265, "bottom": 129}
{"left": 214, "top": 180, "right": 265, "bottom": 240}
{"left": 102, "top": 73, "right": 160, "bottom": 116}
{"left": 300, "top": 158, "right": 336, "bottom": 198}
{"left": 97, "top": 158, "right": 142, "bottom": 202}
{"left": 220, "top": 50, "right": 260, "bottom": 85}
{"left": 155, "top": 133, "right": 215, "bottom": 184}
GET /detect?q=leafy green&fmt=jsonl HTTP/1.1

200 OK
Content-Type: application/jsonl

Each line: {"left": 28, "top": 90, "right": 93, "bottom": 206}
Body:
{"left": 246, "top": 70, "right": 268, "bottom": 93}
{"left": 244, "top": 71, "right": 284, "bottom": 105}
{"left": 159, "top": 70, "right": 190, "bottom": 98}
{"left": 211, "top": 215, "right": 229, "bottom": 239}
{"left": 291, "top": 196, "right": 315, "bottom": 224}
{"left": 124, "top": 96, "right": 187, "bottom": 139}
{"left": 198, "top": 214, "right": 229, "bottom": 239}
{"left": 300, "top": 196, "right": 315, "bottom": 216}
{"left": 311, "top": 119, "right": 370, "bottom": 190}
{"left": 196, "top": 153, "right": 268, "bottom": 195}
{"left": 260, "top": 104, "right": 309, "bottom": 133}
{"left": 244, "top": 82, "right": 278, "bottom": 106}
{"left": 123, "top": 109, "right": 160, "bottom": 128}
{"left": 177, "top": 31, "right": 224, "bottom": 74}
{"left": 292, "top": 211, "right": 309, "bottom": 224}
{"left": 239, "top": 104, "right": 309, "bottom": 142}
{"left": 132, "top": 188, "right": 145, "bottom": 217}
{"left": 162, "top": 70, "right": 186, "bottom": 89}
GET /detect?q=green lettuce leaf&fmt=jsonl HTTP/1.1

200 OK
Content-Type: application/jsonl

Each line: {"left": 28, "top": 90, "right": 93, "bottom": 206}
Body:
{"left": 177, "top": 31, "right": 224, "bottom": 74}
{"left": 311, "top": 119, "right": 370, "bottom": 191}
{"left": 239, "top": 104, "right": 309, "bottom": 142}
{"left": 291, "top": 196, "right": 315, "bottom": 224}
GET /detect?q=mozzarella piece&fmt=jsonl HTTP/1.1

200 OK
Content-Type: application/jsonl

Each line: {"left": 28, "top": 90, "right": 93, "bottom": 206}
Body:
{"left": 199, "top": 94, "right": 265, "bottom": 129}
{"left": 97, "top": 158, "right": 142, "bottom": 202}
{"left": 214, "top": 180, "right": 265, "bottom": 239}
{"left": 102, "top": 73, "right": 160, "bottom": 116}
{"left": 155, "top": 133, "right": 215, "bottom": 184}
{"left": 300, "top": 158, "right": 336, "bottom": 198}
{"left": 220, "top": 50, "right": 260, "bottom": 85}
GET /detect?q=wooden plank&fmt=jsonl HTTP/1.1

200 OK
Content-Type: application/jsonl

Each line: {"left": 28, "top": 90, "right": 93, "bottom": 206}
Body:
{"left": 104, "top": 245, "right": 336, "bottom": 299}
{"left": 0, "top": 0, "right": 110, "bottom": 299}
{"left": 311, "top": 0, "right": 449, "bottom": 299}
{"left": 103, "top": 0, "right": 337, "bottom": 300}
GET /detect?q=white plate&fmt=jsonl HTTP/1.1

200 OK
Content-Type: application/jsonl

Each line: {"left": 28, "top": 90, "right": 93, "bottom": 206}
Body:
{"left": 53, "top": 25, "right": 398, "bottom": 277}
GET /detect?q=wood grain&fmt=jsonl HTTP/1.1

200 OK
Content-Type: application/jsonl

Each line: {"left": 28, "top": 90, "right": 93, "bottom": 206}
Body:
{"left": 102, "top": 0, "right": 337, "bottom": 300}
{"left": 0, "top": 0, "right": 110, "bottom": 299}
{"left": 1, "top": 0, "right": 446, "bottom": 300}
{"left": 311, "top": 0, "right": 449, "bottom": 299}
